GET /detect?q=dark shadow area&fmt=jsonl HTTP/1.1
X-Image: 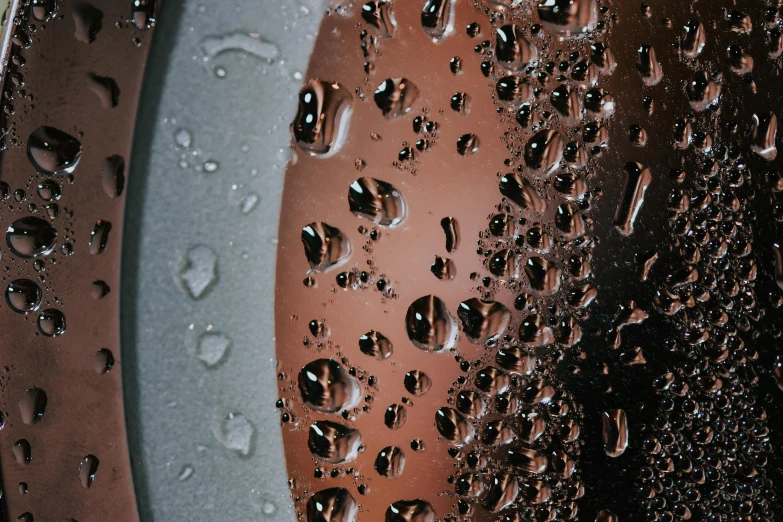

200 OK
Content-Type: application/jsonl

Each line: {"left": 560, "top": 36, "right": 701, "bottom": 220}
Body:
{"left": 121, "top": 0, "right": 186, "bottom": 519}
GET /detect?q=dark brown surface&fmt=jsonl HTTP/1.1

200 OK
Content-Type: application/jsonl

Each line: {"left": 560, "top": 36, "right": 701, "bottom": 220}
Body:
{"left": 0, "top": 1, "right": 156, "bottom": 521}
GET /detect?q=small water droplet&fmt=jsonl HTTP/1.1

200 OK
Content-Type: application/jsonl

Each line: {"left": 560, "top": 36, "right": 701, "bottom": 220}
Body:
{"left": 87, "top": 73, "right": 120, "bottom": 108}
{"left": 27, "top": 126, "right": 82, "bottom": 176}
{"left": 359, "top": 330, "right": 393, "bottom": 359}
{"left": 602, "top": 409, "right": 628, "bottom": 457}
{"left": 404, "top": 370, "right": 431, "bottom": 395}
{"left": 19, "top": 387, "right": 47, "bottom": 424}
{"left": 361, "top": 0, "right": 396, "bottom": 37}
{"left": 240, "top": 192, "right": 260, "bottom": 214}
{"left": 212, "top": 412, "right": 255, "bottom": 456}
{"left": 349, "top": 177, "right": 406, "bottom": 227}
{"left": 421, "top": 0, "right": 453, "bottom": 40}
{"left": 374, "top": 446, "right": 405, "bottom": 478}
{"left": 308, "top": 420, "right": 361, "bottom": 463}
{"left": 456, "top": 133, "right": 479, "bottom": 156}
{"left": 435, "top": 407, "right": 473, "bottom": 446}
{"left": 193, "top": 331, "right": 231, "bottom": 367}
{"left": 374, "top": 78, "right": 419, "bottom": 119}
{"left": 306, "top": 488, "right": 357, "bottom": 522}
{"left": 94, "top": 348, "right": 115, "bottom": 374}
{"left": 405, "top": 295, "right": 457, "bottom": 352}
{"left": 614, "top": 161, "right": 652, "bottom": 236}
{"left": 457, "top": 298, "right": 511, "bottom": 344}
{"left": 73, "top": 2, "right": 103, "bottom": 43}
{"left": 78, "top": 454, "right": 99, "bottom": 488}
{"left": 130, "top": 0, "right": 156, "bottom": 29}
{"left": 175, "top": 245, "right": 218, "bottom": 299}
{"left": 6, "top": 279, "right": 42, "bottom": 314}
{"left": 495, "top": 25, "right": 535, "bottom": 72}
{"left": 89, "top": 220, "right": 112, "bottom": 255}
{"left": 537, "top": 0, "right": 597, "bottom": 36}
{"left": 38, "top": 309, "right": 66, "bottom": 336}
{"left": 102, "top": 155, "right": 125, "bottom": 198}
{"left": 298, "top": 359, "right": 360, "bottom": 413}
{"left": 293, "top": 79, "right": 352, "bottom": 155}
{"left": 13, "top": 439, "right": 32, "bottom": 465}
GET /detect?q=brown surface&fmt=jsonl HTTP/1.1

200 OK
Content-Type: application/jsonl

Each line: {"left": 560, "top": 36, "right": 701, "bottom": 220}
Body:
{"left": 0, "top": 1, "right": 156, "bottom": 521}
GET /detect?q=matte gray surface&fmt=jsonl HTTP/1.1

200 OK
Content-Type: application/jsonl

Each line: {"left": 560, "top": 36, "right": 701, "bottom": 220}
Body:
{"left": 122, "top": 0, "right": 325, "bottom": 519}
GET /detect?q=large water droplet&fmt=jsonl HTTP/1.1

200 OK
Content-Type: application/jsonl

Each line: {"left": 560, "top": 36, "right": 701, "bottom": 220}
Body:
{"left": 87, "top": 73, "right": 120, "bottom": 109}
{"left": 38, "top": 309, "right": 66, "bottom": 337}
{"left": 421, "top": 0, "right": 453, "bottom": 40}
{"left": 404, "top": 370, "right": 431, "bottom": 396}
{"left": 374, "top": 446, "right": 405, "bottom": 478}
{"left": 602, "top": 409, "right": 628, "bottom": 457}
{"left": 636, "top": 45, "right": 663, "bottom": 85}
{"left": 751, "top": 112, "right": 777, "bottom": 161}
{"left": 27, "top": 126, "right": 82, "bottom": 176}
{"left": 456, "top": 390, "right": 485, "bottom": 417}
{"left": 385, "top": 403, "right": 407, "bottom": 429}
{"left": 131, "top": 0, "right": 156, "bottom": 30}
{"left": 525, "top": 129, "right": 563, "bottom": 175}
{"left": 212, "top": 412, "right": 255, "bottom": 456}
{"left": 456, "top": 133, "right": 479, "bottom": 156}
{"left": 435, "top": 407, "right": 473, "bottom": 446}
{"left": 73, "top": 2, "right": 103, "bottom": 43}
{"left": 537, "top": 0, "right": 597, "bottom": 36}
{"left": 386, "top": 499, "right": 435, "bottom": 522}
{"left": 349, "top": 178, "right": 406, "bottom": 227}
{"left": 499, "top": 172, "right": 545, "bottom": 215}
{"left": 430, "top": 256, "right": 456, "bottom": 280}
{"left": 307, "top": 488, "right": 357, "bottom": 522}
{"left": 496, "top": 346, "right": 535, "bottom": 375}
{"left": 686, "top": 71, "right": 721, "bottom": 112}
{"left": 89, "top": 220, "right": 112, "bottom": 255}
{"left": 19, "top": 387, "right": 47, "bottom": 425}
{"left": 440, "top": 217, "right": 459, "bottom": 253}
{"left": 292, "top": 80, "right": 352, "bottom": 155}
{"left": 359, "top": 330, "right": 393, "bottom": 360}
{"left": 193, "top": 332, "right": 231, "bottom": 367}
{"left": 302, "top": 222, "right": 351, "bottom": 272}
{"left": 495, "top": 25, "right": 536, "bottom": 72}
{"left": 362, "top": 0, "right": 396, "bottom": 37}
{"left": 481, "top": 472, "right": 519, "bottom": 512}
{"left": 496, "top": 76, "right": 531, "bottom": 106}
{"left": 13, "top": 439, "right": 32, "bottom": 465}
{"left": 681, "top": 19, "right": 705, "bottom": 58}
{"left": 6, "top": 279, "right": 42, "bottom": 314}
{"left": 614, "top": 162, "right": 652, "bottom": 236}
{"left": 457, "top": 298, "right": 511, "bottom": 344}
{"left": 32, "top": 0, "right": 60, "bottom": 21}
{"left": 405, "top": 295, "right": 457, "bottom": 352}
{"left": 308, "top": 421, "right": 361, "bottom": 463}
{"left": 298, "top": 359, "right": 360, "bottom": 413}
{"left": 175, "top": 245, "right": 218, "bottom": 299}
{"left": 525, "top": 256, "right": 562, "bottom": 296}
{"left": 7, "top": 217, "right": 57, "bottom": 258}
{"left": 78, "top": 454, "right": 99, "bottom": 488}
{"left": 374, "top": 78, "right": 419, "bottom": 119}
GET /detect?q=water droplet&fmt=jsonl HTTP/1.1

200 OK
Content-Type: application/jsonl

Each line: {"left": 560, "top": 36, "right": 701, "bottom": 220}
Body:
{"left": 87, "top": 73, "right": 120, "bottom": 109}
{"left": 27, "top": 126, "right": 82, "bottom": 175}
{"left": 456, "top": 390, "right": 485, "bottom": 417}
{"left": 440, "top": 217, "right": 460, "bottom": 254}
{"left": 131, "top": 0, "right": 155, "bottom": 29}
{"left": 614, "top": 161, "right": 652, "bottom": 236}
{"left": 292, "top": 79, "right": 352, "bottom": 155}
{"left": 6, "top": 279, "right": 42, "bottom": 314}
{"left": 680, "top": 19, "right": 705, "bottom": 58}
{"left": 374, "top": 78, "right": 419, "bottom": 119}
{"left": 359, "top": 330, "right": 393, "bottom": 359}
{"left": 362, "top": 0, "right": 396, "bottom": 37}
{"left": 495, "top": 75, "right": 531, "bottom": 106}
{"left": 178, "top": 465, "right": 193, "bottom": 481}
{"left": 102, "top": 156, "right": 125, "bottom": 198}
{"left": 550, "top": 85, "right": 580, "bottom": 120}
{"left": 555, "top": 203, "right": 586, "bottom": 238}
{"left": 435, "top": 407, "right": 473, "bottom": 445}
{"left": 525, "top": 256, "right": 562, "bottom": 296}
{"left": 194, "top": 332, "right": 231, "bottom": 367}
{"left": 386, "top": 499, "right": 435, "bottom": 522}
{"left": 524, "top": 129, "right": 563, "bottom": 175}
{"left": 385, "top": 403, "right": 407, "bottom": 429}
{"left": 404, "top": 370, "right": 431, "bottom": 395}
{"left": 751, "top": 112, "right": 777, "bottom": 161}
{"left": 176, "top": 245, "right": 218, "bottom": 299}
{"left": 686, "top": 71, "right": 721, "bottom": 111}
{"left": 37, "top": 180, "right": 61, "bottom": 201}
{"left": 38, "top": 309, "right": 66, "bottom": 336}
{"left": 449, "top": 56, "right": 462, "bottom": 74}
{"left": 495, "top": 25, "right": 536, "bottom": 72}
{"left": 174, "top": 128, "right": 192, "bottom": 148}
{"left": 94, "top": 348, "right": 115, "bottom": 374}
{"left": 13, "top": 439, "right": 32, "bottom": 464}
{"left": 302, "top": 222, "right": 351, "bottom": 272}
{"left": 628, "top": 124, "right": 648, "bottom": 147}
{"left": 537, "top": 0, "right": 597, "bottom": 36}
{"left": 499, "top": 172, "right": 545, "bottom": 215}
{"left": 73, "top": 2, "right": 103, "bottom": 43}
{"left": 374, "top": 446, "right": 404, "bottom": 478}
{"left": 306, "top": 488, "right": 357, "bottom": 522}
{"left": 596, "top": 510, "right": 618, "bottom": 522}
{"left": 602, "top": 409, "right": 628, "bottom": 457}
{"left": 421, "top": 0, "right": 453, "bottom": 40}
{"left": 405, "top": 295, "right": 457, "bottom": 352}
{"left": 213, "top": 412, "right": 254, "bottom": 456}
{"left": 89, "top": 220, "right": 112, "bottom": 255}
{"left": 450, "top": 92, "right": 469, "bottom": 114}
{"left": 349, "top": 178, "right": 406, "bottom": 227}
{"left": 457, "top": 298, "right": 511, "bottom": 344}
{"left": 430, "top": 256, "right": 456, "bottom": 280}
{"left": 475, "top": 366, "right": 510, "bottom": 395}
{"left": 19, "top": 387, "right": 47, "bottom": 425}
{"left": 298, "top": 359, "right": 360, "bottom": 413}
{"left": 496, "top": 346, "right": 535, "bottom": 375}
{"left": 519, "top": 314, "right": 555, "bottom": 346}
{"left": 240, "top": 192, "right": 260, "bottom": 214}
{"left": 31, "top": 0, "right": 61, "bottom": 21}
{"left": 91, "top": 280, "right": 110, "bottom": 299}
{"left": 456, "top": 133, "right": 479, "bottom": 156}
{"left": 481, "top": 473, "right": 519, "bottom": 512}
{"left": 636, "top": 45, "right": 663, "bottom": 85}
{"left": 78, "top": 454, "right": 99, "bottom": 488}
{"left": 308, "top": 420, "right": 361, "bottom": 463}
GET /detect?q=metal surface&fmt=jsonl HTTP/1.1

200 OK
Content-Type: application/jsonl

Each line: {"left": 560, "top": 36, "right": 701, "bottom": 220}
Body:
{"left": 0, "top": 1, "right": 155, "bottom": 520}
